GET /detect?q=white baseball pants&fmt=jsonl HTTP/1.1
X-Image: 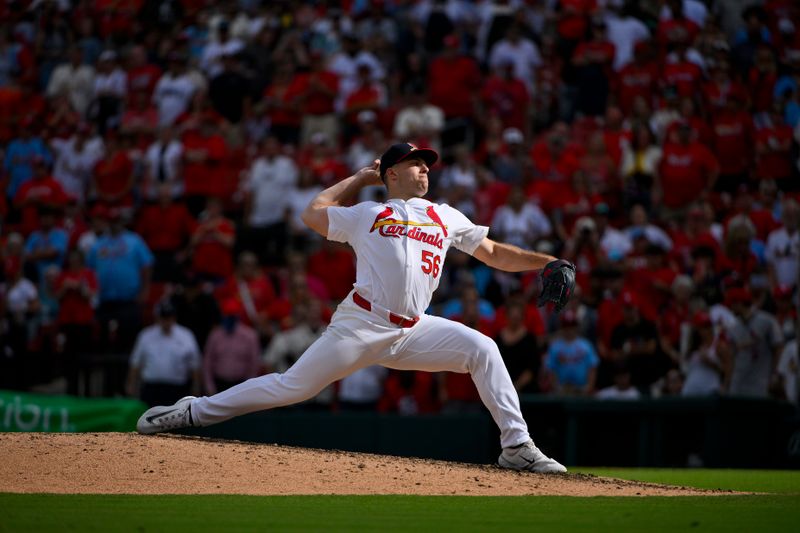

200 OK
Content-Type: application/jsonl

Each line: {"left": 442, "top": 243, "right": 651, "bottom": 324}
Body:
{"left": 191, "top": 296, "right": 530, "bottom": 448}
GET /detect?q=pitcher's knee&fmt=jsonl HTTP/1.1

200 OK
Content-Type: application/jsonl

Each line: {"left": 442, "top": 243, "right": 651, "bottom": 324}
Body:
{"left": 469, "top": 337, "right": 503, "bottom": 371}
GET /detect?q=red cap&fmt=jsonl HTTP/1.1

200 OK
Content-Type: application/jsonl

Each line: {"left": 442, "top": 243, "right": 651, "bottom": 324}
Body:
{"left": 692, "top": 311, "right": 712, "bottom": 328}
{"left": 724, "top": 287, "right": 751, "bottom": 307}
{"left": 222, "top": 299, "right": 243, "bottom": 316}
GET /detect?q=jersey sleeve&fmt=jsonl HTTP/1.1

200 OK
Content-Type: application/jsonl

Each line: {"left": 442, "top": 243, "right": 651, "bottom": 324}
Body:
{"left": 327, "top": 204, "right": 367, "bottom": 245}
{"left": 442, "top": 204, "right": 489, "bottom": 255}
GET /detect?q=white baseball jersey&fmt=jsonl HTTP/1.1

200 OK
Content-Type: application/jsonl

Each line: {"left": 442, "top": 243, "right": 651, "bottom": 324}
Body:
{"left": 327, "top": 197, "right": 488, "bottom": 317}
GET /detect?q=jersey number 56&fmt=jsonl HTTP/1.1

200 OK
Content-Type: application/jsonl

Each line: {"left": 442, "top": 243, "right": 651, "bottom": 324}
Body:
{"left": 421, "top": 250, "right": 441, "bottom": 278}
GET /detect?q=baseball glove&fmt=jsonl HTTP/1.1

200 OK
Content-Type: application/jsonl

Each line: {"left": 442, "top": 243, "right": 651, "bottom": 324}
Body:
{"left": 537, "top": 259, "right": 576, "bottom": 313}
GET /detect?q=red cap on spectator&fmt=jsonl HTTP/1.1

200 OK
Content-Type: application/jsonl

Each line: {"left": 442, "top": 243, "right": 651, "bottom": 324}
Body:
{"left": 773, "top": 285, "right": 793, "bottom": 299}
{"left": 724, "top": 287, "right": 751, "bottom": 307}
{"left": 560, "top": 309, "right": 578, "bottom": 327}
{"left": 222, "top": 299, "right": 244, "bottom": 316}
{"left": 692, "top": 311, "right": 712, "bottom": 328}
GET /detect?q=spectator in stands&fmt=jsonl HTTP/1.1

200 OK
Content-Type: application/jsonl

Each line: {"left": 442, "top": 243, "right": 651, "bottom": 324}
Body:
{"left": 681, "top": 311, "right": 731, "bottom": 396}
{"left": 609, "top": 291, "right": 664, "bottom": 392}
{"left": 202, "top": 299, "right": 261, "bottom": 395}
{"left": 595, "top": 363, "right": 641, "bottom": 400}
{"left": 710, "top": 94, "right": 754, "bottom": 193}
{"left": 55, "top": 248, "right": 97, "bottom": 395}
{"left": 242, "top": 135, "right": 298, "bottom": 265}
{"left": 46, "top": 46, "right": 95, "bottom": 118}
{"left": 209, "top": 51, "right": 252, "bottom": 125}
{"left": 190, "top": 197, "right": 235, "bottom": 284}
{"left": 126, "top": 299, "right": 201, "bottom": 407}
{"left": 490, "top": 186, "right": 551, "bottom": 251}
{"left": 572, "top": 17, "right": 615, "bottom": 117}
{"left": 393, "top": 83, "right": 444, "bottom": 153}
{"left": 91, "top": 50, "right": 127, "bottom": 135}
{"left": 545, "top": 310, "right": 599, "bottom": 396}
{"left": 13, "top": 156, "right": 69, "bottom": 237}
{"left": 86, "top": 208, "right": 153, "bottom": 356}
{"left": 755, "top": 103, "right": 795, "bottom": 187}
{"left": 200, "top": 19, "right": 245, "bottom": 79}
{"left": 152, "top": 53, "right": 196, "bottom": 127}
{"left": 777, "top": 330, "right": 799, "bottom": 405}
{"left": 171, "top": 272, "right": 220, "bottom": 351}
{"left": 343, "top": 62, "right": 386, "bottom": 142}
{"left": 488, "top": 24, "right": 541, "bottom": 93}
{"left": 286, "top": 170, "right": 324, "bottom": 251}
{"left": 181, "top": 111, "right": 229, "bottom": 216}
{"left": 774, "top": 285, "right": 797, "bottom": 343}
{"left": 215, "top": 251, "right": 275, "bottom": 337}
{"left": 294, "top": 51, "right": 340, "bottom": 146}
{"left": 725, "top": 287, "right": 783, "bottom": 398}
{"left": 379, "top": 371, "right": 439, "bottom": 415}
{"left": 605, "top": 0, "right": 651, "bottom": 71}
{"left": 307, "top": 240, "right": 356, "bottom": 303}
{"left": 625, "top": 204, "right": 673, "bottom": 252}
{"left": 76, "top": 204, "right": 108, "bottom": 256}
{"left": 126, "top": 44, "right": 161, "bottom": 98}
{"left": 23, "top": 206, "right": 68, "bottom": 283}
{"left": 2, "top": 253, "right": 38, "bottom": 389}
{"left": 135, "top": 183, "right": 195, "bottom": 283}
{"left": 765, "top": 199, "right": 799, "bottom": 291}
{"left": 49, "top": 122, "right": 104, "bottom": 204}
{"left": 494, "top": 299, "right": 541, "bottom": 393}
{"left": 142, "top": 125, "right": 183, "bottom": 200}
{"left": 4, "top": 116, "right": 52, "bottom": 201}
{"left": 338, "top": 366, "right": 389, "bottom": 412}
{"left": 91, "top": 131, "right": 134, "bottom": 213}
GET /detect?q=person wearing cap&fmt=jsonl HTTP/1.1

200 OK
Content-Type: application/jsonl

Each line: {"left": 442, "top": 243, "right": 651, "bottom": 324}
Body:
{"left": 202, "top": 299, "right": 261, "bottom": 395}
{"left": 681, "top": 311, "right": 731, "bottom": 396}
{"left": 724, "top": 286, "right": 784, "bottom": 398}
{"left": 544, "top": 310, "right": 599, "bottom": 396}
{"left": 126, "top": 299, "right": 201, "bottom": 407}
{"left": 138, "top": 142, "right": 576, "bottom": 474}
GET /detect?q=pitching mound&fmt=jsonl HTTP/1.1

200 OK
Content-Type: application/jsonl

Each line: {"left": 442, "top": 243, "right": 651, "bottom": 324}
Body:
{"left": 1, "top": 433, "right": 727, "bottom": 496}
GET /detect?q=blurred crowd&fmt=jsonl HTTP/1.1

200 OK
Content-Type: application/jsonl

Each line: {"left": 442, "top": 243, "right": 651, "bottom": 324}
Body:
{"left": 0, "top": 0, "right": 799, "bottom": 412}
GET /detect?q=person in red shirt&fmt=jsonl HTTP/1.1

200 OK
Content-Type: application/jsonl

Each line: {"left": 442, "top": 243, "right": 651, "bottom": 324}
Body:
{"left": 135, "top": 183, "right": 195, "bottom": 282}
{"left": 92, "top": 131, "right": 135, "bottom": 211}
{"left": 291, "top": 52, "right": 340, "bottom": 146}
{"left": 55, "top": 248, "right": 98, "bottom": 396}
{"left": 572, "top": 17, "right": 615, "bottom": 116}
{"left": 480, "top": 59, "right": 530, "bottom": 132}
{"left": 662, "top": 44, "right": 703, "bottom": 98}
{"left": 616, "top": 42, "right": 659, "bottom": 115}
{"left": 126, "top": 44, "right": 162, "bottom": 98}
{"left": 343, "top": 62, "right": 387, "bottom": 138}
{"left": 427, "top": 35, "right": 482, "bottom": 124}
{"left": 13, "top": 157, "right": 70, "bottom": 236}
{"left": 556, "top": 0, "right": 597, "bottom": 48}
{"left": 190, "top": 197, "right": 236, "bottom": 283}
{"left": 215, "top": 251, "right": 276, "bottom": 337}
{"left": 528, "top": 122, "right": 583, "bottom": 184}
{"left": 263, "top": 62, "right": 301, "bottom": 145}
{"left": 656, "top": 0, "right": 700, "bottom": 53}
{"left": 306, "top": 239, "right": 356, "bottom": 302}
{"left": 710, "top": 96, "right": 754, "bottom": 193}
{"left": 748, "top": 45, "right": 779, "bottom": 114}
{"left": 702, "top": 60, "right": 749, "bottom": 113}
{"left": 181, "top": 112, "right": 229, "bottom": 216}
{"left": 626, "top": 243, "right": 678, "bottom": 316}
{"left": 378, "top": 370, "right": 439, "bottom": 414}
{"left": 755, "top": 104, "right": 794, "bottom": 185}
{"left": 656, "top": 123, "right": 720, "bottom": 216}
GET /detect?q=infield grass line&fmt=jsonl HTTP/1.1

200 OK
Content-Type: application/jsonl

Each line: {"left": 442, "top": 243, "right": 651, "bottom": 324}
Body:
{"left": 1, "top": 494, "right": 798, "bottom": 533}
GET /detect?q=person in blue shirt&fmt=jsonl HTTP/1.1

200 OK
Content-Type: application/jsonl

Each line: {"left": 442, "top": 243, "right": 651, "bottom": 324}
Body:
{"left": 3, "top": 117, "right": 52, "bottom": 200}
{"left": 86, "top": 208, "right": 154, "bottom": 391}
{"left": 23, "top": 207, "right": 68, "bottom": 283}
{"left": 545, "top": 310, "right": 599, "bottom": 396}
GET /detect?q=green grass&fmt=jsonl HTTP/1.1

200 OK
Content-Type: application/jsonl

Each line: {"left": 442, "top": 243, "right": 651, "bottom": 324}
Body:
{"left": 572, "top": 468, "right": 800, "bottom": 494}
{"left": 0, "top": 493, "right": 798, "bottom": 533}
{"left": 0, "top": 494, "right": 798, "bottom": 533}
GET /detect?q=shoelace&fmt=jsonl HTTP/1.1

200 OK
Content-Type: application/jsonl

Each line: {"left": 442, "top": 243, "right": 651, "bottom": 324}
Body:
{"left": 156, "top": 409, "right": 190, "bottom": 429}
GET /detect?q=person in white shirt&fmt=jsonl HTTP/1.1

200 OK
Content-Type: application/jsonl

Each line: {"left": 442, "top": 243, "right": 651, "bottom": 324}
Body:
{"left": 152, "top": 54, "right": 197, "bottom": 126}
{"left": 91, "top": 50, "right": 127, "bottom": 134}
{"left": 659, "top": 0, "right": 707, "bottom": 28}
{"left": 777, "top": 335, "right": 799, "bottom": 405}
{"left": 139, "top": 142, "right": 574, "bottom": 474}
{"left": 490, "top": 186, "right": 552, "bottom": 250}
{"left": 595, "top": 363, "right": 641, "bottom": 400}
{"left": 46, "top": 46, "right": 95, "bottom": 117}
{"left": 199, "top": 20, "right": 245, "bottom": 78}
{"left": 142, "top": 126, "right": 184, "bottom": 200}
{"left": 241, "top": 136, "right": 299, "bottom": 264}
{"left": 338, "top": 366, "right": 389, "bottom": 410}
{"left": 126, "top": 300, "right": 201, "bottom": 407}
{"left": 488, "top": 24, "right": 542, "bottom": 92}
{"left": 328, "top": 34, "right": 385, "bottom": 113}
{"left": 392, "top": 85, "right": 445, "bottom": 153}
{"left": 765, "top": 199, "right": 799, "bottom": 290}
{"left": 624, "top": 204, "right": 673, "bottom": 251}
{"left": 604, "top": 1, "right": 651, "bottom": 71}
{"left": 49, "top": 123, "right": 105, "bottom": 203}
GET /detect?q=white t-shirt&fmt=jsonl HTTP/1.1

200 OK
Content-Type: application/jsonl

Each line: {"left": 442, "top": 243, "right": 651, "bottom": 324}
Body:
{"left": 328, "top": 51, "right": 385, "bottom": 113}
{"left": 338, "top": 365, "right": 389, "bottom": 403}
{"left": 143, "top": 139, "right": 184, "bottom": 199}
{"left": 765, "top": 227, "right": 799, "bottom": 289}
{"left": 287, "top": 186, "right": 324, "bottom": 233}
{"left": 51, "top": 136, "right": 105, "bottom": 202}
{"left": 200, "top": 38, "right": 245, "bottom": 78}
{"left": 778, "top": 340, "right": 799, "bottom": 405}
{"left": 93, "top": 68, "right": 127, "bottom": 98}
{"left": 659, "top": 0, "right": 708, "bottom": 28}
{"left": 245, "top": 155, "right": 299, "bottom": 227}
{"left": 595, "top": 386, "right": 641, "bottom": 400}
{"left": 152, "top": 73, "right": 197, "bottom": 126}
{"left": 491, "top": 203, "right": 552, "bottom": 250}
{"left": 605, "top": 14, "right": 650, "bottom": 71}
{"left": 488, "top": 38, "right": 542, "bottom": 90}
{"left": 130, "top": 324, "right": 201, "bottom": 385}
{"left": 5, "top": 278, "right": 37, "bottom": 315}
{"left": 393, "top": 105, "right": 445, "bottom": 140}
{"left": 327, "top": 197, "right": 488, "bottom": 317}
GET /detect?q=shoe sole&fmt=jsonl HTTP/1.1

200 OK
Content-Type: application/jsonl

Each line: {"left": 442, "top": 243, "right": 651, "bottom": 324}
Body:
{"left": 497, "top": 455, "right": 568, "bottom": 474}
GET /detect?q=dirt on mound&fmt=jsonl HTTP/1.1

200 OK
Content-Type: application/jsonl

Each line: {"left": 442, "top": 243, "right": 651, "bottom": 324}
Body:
{"left": 1, "top": 433, "right": 728, "bottom": 496}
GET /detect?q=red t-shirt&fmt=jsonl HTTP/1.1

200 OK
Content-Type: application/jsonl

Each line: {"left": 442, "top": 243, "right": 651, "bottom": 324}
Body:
{"left": 182, "top": 132, "right": 228, "bottom": 197}
{"left": 135, "top": 203, "right": 195, "bottom": 252}
{"left": 702, "top": 81, "right": 748, "bottom": 112}
{"left": 215, "top": 275, "right": 276, "bottom": 325}
{"left": 557, "top": 0, "right": 596, "bottom": 41}
{"left": 56, "top": 268, "right": 98, "bottom": 325}
{"left": 492, "top": 304, "right": 546, "bottom": 338}
{"left": 529, "top": 141, "right": 582, "bottom": 183}
{"left": 428, "top": 55, "right": 482, "bottom": 118}
{"left": 710, "top": 111, "right": 754, "bottom": 175}
{"left": 474, "top": 181, "right": 511, "bottom": 226}
{"left": 616, "top": 62, "right": 659, "bottom": 114}
{"left": 13, "top": 177, "right": 70, "bottom": 236}
{"left": 481, "top": 75, "right": 529, "bottom": 130}
{"left": 658, "top": 143, "right": 719, "bottom": 208}
{"left": 93, "top": 151, "right": 134, "bottom": 206}
{"left": 127, "top": 64, "right": 162, "bottom": 97}
{"left": 755, "top": 124, "right": 794, "bottom": 181}
{"left": 290, "top": 71, "right": 339, "bottom": 115}
{"left": 191, "top": 217, "right": 235, "bottom": 279}
{"left": 748, "top": 69, "right": 777, "bottom": 112}
{"left": 656, "top": 19, "right": 699, "bottom": 49}
{"left": 662, "top": 60, "right": 703, "bottom": 98}
{"left": 307, "top": 248, "right": 356, "bottom": 301}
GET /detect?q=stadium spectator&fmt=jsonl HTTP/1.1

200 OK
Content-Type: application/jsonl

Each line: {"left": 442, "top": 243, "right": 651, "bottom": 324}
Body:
{"left": 208, "top": 51, "right": 251, "bottom": 125}
{"left": 202, "top": 299, "right": 261, "bottom": 395}
{"left": 595, "top": 363, "right": 641, "bottom": 400}
{"left": 765, "top": 199, "right": 799, "bottom": 290}
{"left": 490, "top": 186, "right": 551, "bottom": 251}
{"left": 545, "top": 310, "right": 599, "bottom": 396}
{"left": 126, "top": 299, "right": 201, "bottom": 407}
{"left": 142, "top": 126, "right": 184, "bottom": 201}
{"left": 393, "top": 84, "right": 445, "bottom": 152}
{"left": 46, "top": 46, "right": 95, "bottom": 118}
{"left": 180, "top": 110, "right": 229, "bottom": 216}
{"left": 171, "top": 272, "right": 221, "bottom": 352}
{"left": 494, "top": 299, "right": 541, "bottom": 393}
{"left": 215, "top": 251, "right": 275, "bottom": 337}
{"left": 4, "top": 116, "right": 51, "bottom": 201}
{"left": 338, "top": 366, "right": 389, "bottom": 412}
{"left": 293, "top": 51, "right": 340, "bottom": 146}
{"left": 13, "top": 156, "right": 69, "bottom": 237}
{"left": 152, "top": 53, "right": 196, "bottom": 127}
{"left": 777, "top": 332, "right": 799, "bottom": 405}
{"left": 378, "top": 371, "right": 439, "bottom": 415}
{"left": 23, "top": 206, "right": 68, "bottom": 283}
{"left": 681, "top": 311, "right": 731, "bottom": 396}
{"left": 49, "top": 122, "right": 104, "bottom": 204}
{"left": 608, "top": 291, "right": 665, "bottom": 391}
{"left": 190, "top": 197, "right": 235, "bottom": 284}
{"left": 91, "top": 50, "right": 127, "bottom": 135}
{"left": 91, "top": 131, "right": 134, "bottom": 213}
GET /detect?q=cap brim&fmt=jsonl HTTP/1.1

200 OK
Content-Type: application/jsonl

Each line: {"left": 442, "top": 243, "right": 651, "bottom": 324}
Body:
{"left": 394, "top": 148, "right": 439, "bottom": 169}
